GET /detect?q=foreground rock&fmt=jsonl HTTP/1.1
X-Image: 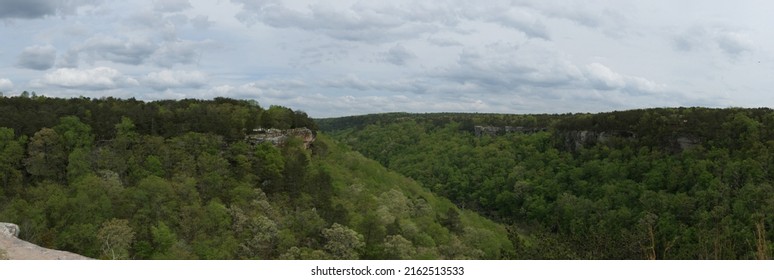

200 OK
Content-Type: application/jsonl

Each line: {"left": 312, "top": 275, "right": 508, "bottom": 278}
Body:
{"left": 0, "top": 222, "right": 91, "bottom": 260}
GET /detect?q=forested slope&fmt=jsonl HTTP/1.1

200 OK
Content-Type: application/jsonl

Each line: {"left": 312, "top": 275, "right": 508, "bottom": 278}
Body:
{"left": 319, "top": 108, "right": 774, "bottom": 259}
{"left": 0, "top": 96, "right": 511, "bottom": 259}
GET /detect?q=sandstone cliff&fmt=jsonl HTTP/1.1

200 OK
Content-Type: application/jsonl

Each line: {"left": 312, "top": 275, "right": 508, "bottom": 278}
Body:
{"left": 245, "top": 127, "right": 316, "bottom": 149}
{"left": 0, "top": 222, "right": 91, "bottom": 260}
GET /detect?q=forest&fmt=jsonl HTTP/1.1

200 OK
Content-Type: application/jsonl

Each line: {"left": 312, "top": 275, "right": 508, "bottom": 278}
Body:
{"left": 0, "top": 95, "right": 511, "bottom": 260}
{"left": 3, "top": 94, "right": 772, "bottom": 260}
{"left": 319, "top": 108, "right": 774, "bottom": 259}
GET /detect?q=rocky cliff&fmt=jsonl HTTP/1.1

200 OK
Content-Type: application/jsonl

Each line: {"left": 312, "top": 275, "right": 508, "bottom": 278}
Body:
{"left": 0, "top": 222, "right": 91, "bottom": 260}
{"left": 558, "top": 130, "right": 637, "bottom": 151}
{"left": 473, "top": 125, "right": 547, "bottom": 137}
{"left": 245, "top": 127, "right": 316, "bottom": 149}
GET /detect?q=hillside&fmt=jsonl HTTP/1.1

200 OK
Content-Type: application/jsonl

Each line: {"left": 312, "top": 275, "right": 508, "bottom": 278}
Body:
{"left": 0, "top": 96, "right": 511, "bottom": 259}
{"left": 318, "top": 108, "right": 774, "bottom": 259}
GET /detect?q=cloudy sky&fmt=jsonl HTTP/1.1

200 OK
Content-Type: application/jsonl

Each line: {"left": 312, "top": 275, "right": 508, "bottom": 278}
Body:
{"left": 0, "top": 0, "right": 772, "bottom": 117}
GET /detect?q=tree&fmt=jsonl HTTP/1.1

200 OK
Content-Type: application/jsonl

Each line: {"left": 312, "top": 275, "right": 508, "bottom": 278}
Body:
{"left": 66, "top": 147, "right": 92, "bottom": 183}
{"left": 441, "top": 208, "right": 464, "bottom": 234}
{"left": 97, "top": 218, "right": 135, "bottom": 260}
{"left": 25, "top": 128, "right": 67, "bottom": 180}
{"left": 231, "top": 206, "right": 279, "bottom": 259}
{"left": 322, "top": 223, "right": 364, "bottom": 260}
{"left": 53, "top": 116, "right": 93, "bottom": 151}
{"left": 383, "top": 235, "right": 415, "bottom": 259}
{"left": 253, "top": 142, "right": 284, "bottom": 191}
{"left": 0, "top": 127, "right": 25, "bottom": 195}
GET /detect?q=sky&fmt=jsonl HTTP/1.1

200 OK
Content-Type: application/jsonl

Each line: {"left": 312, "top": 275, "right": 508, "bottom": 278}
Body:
{"left": 0, "top": 0, "right": 772, "bottom": 117}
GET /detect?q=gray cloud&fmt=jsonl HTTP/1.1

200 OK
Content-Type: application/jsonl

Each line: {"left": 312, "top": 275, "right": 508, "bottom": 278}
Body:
{"left": 233, "top": 1, "right": 431, "bottom": 42}
{"left": 490, "top": 9, "right": 550, "bottom": 40}
{"left": 438, "top": 43, "right": 584, "bottom": 94}
{"left": 79, "top": 36, "right": 157, "bottom": 65}
{"left": 231, "top": 1, "right": 468, "bottom": 43}
{"left": 427, "top": 36, "right": 462, "bottom": 47}
{"left": 191, "top": 15, "right": 212, "bottom": 29}
{"left": 0, "top": 0, "right": 55, "bottom": 19}
{"left": 152, "top": 40, "right": 212, "bottom": 67}
{"left": 67, "top": 34, "right": 212, "bottom": 67}
{"left": 673, "top": 25, "right": 755, "bottom": 59}
{"left": 126, "top": 10, "right": 171, "bottom": 29}
{"left": 16, "top": 45, "right": 56, "bottom": 70}
{"left": 56, "top": 50, "right": 80, "bottom": 68}
{"left": 231, "top": 1, "right": 556, "bottom": 42}
{"left": 0, "top": 0, "right": 101, "bottom": 19}
{"left": 153, "top": 0, "right": 192, "bottom": 13}
{"left": 382, "top": 44, "right": 416, "bottom": 65}
{"left": 323, "top": 75, "right": 427, "bottom": 94}
{"left": 513, "top": 1, "right": 630, "bottom": 38}
{"left": 716, "top": 32, "right": 754, "bottom": 57}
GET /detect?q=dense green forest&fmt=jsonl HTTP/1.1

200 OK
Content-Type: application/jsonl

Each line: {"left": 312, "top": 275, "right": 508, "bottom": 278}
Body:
{"left": 0, "top": 96, "right": 511, "bottom": 259}
{"left": 319, "top": 108, "right": 774, "bottom": 259}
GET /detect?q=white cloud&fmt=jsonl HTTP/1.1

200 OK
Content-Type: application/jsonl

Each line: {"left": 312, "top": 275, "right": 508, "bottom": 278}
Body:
{"left": 36, "top": 67, "right": 138, "bottom": 90}
{"left": 143, "top": 70, "right": 207, "bottom": 90}
{"left": 0, "top": 78, "right": 13, "bottom": 91}
{"left": 584, "top": 63, "right": 626, "bottom": 90}
{"left": 584, "top": 63, "right": 665, "bottom": 95}
{"left": 16, "top": 45, "right": 57, "bottom": 70}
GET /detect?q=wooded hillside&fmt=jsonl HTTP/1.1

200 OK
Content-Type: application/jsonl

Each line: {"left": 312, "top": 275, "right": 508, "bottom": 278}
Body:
{"left": 320, "top": 108, "right": 774, "bottom": 259}
{"left": 0, "top": 96, "right": 510, "bottom": 259}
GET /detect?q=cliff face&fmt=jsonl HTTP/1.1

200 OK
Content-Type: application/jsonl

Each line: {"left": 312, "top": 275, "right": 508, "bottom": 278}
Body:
{"left": 557, "top": 130, "right": 704, "bottom": 153}
{"left": 0, "top": 222, "right": 91, "bottom": 260}
{"left": 559, "top": 130, "right": 637, "bottom": 151}
{"left": 245, "top": 127, "right": 316, "bottom": 149}
{"left": 473, "top": 125, "right": 547, "bottom": 137}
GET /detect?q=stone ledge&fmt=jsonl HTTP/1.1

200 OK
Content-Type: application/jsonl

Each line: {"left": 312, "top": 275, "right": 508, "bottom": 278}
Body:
{"left": 0, "top": 222, "right": 92, "bottom": 260}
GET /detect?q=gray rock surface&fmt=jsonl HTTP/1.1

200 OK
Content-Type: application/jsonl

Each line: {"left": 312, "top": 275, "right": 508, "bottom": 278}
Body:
{"left": 0, "top": 222, "right": 92, "bottom": 260}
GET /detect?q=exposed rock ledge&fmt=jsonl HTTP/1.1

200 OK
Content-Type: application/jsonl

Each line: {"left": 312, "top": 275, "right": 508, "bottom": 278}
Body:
{"left": 0, "top": 222, "right": 91, "bottom": 260}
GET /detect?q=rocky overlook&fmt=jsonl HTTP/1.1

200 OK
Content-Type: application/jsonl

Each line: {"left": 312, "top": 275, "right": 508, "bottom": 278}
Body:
{"left": 0, "top": 222, "right": 91, "bottom": 260}
{"left": 245, "top": 127, "right": 316, "bottom": 149}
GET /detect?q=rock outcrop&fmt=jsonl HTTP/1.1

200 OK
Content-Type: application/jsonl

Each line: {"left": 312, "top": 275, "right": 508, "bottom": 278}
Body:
{"left": 676, "top": 135, "right": 700, "bottom": 151}
{"left": 559, "top": 130, "right": 637, "bottom": 151}
{"left": 245, "top": 127, "right": 316, "bottom": 149}
{"left": 0, "top": 222, "right": 91, "bottom": 260}
{"left": 473, "top": 125, "right": 547, "bottom": 137}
